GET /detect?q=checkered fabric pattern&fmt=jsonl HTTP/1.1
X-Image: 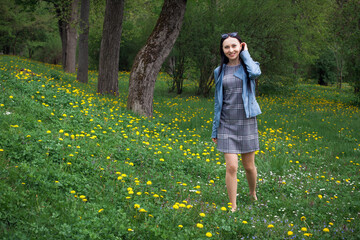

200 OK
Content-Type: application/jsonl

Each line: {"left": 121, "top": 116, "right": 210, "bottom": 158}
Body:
{"left": 217, "top": 65, "right": 260, "bottom": 154}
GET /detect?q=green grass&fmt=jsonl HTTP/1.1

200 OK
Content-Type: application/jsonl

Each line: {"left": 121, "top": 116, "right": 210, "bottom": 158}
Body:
{"left": 0, "top": 55, "right": 359, "bottom": 239}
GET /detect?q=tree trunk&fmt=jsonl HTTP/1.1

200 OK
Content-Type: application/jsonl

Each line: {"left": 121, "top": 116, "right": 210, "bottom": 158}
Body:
{"left": 54, "top": 1, "right": 78, "bottom": 73}
{"left": 77, "top": 0, "right": 90, "bottom": 83}
{"left": 97, "top": 0, "right": 125, "bottom": 95}
{"left": 127, "top": 0, "right": 187, "bottom": 117}
{"left": 55, "top": 4, "right": 67, "bottom": 70}
{"left": 64, "top": 0, "right": 79, "bottom": 73}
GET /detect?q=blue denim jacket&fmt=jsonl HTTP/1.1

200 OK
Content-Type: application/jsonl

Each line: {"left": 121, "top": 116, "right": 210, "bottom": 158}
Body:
{"left": 211, "top": 50, "right": 262, "bottom": 139}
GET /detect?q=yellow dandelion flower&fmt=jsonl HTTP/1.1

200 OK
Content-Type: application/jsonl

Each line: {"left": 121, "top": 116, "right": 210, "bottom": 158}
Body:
{"left": 267, "top": 224, "right": 274, "bottom": 228}
{"left": 301, "top": 227, "right": 307, "bottom": 231}
{"left": 242, "top": 221, "right": 248, "bottom": 224}
{"left": 178, "top": 225, "right": 183, "bottom": 228}
{"left": 288, "top": 231, "right": 293, "bottom": 236}
{"left": 221, "top": 207, "right": 227, "bottom": 211}
{"left": 146, "top": 181, "right": 152, "bottom": 185}
{"left": 199, "top": 213, "right": 206, "bottom": 217}
{"left": 323, "top": 228, "right": 330, "bottom": 232}
{"left": 206, "top": 232, "right": 212, "bottom": 237}
{"left": 98, "top": 209, "right": 104, "bottom": 213}
{"left": 318, "top": 195, "right": 323, "bottom": 199}
{"left": 304, "top": 233, "right": 313, "bottom": 237}
{"left": 301, "top": 216, "right": 306, "bottom": 221}
{"left": 196, "top": 223, "right": 203, "bottom": 228}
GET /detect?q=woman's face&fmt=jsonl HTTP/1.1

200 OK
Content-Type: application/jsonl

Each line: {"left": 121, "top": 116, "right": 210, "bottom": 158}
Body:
{"left": 222, "top": 37, "right": 242, "bottom": 63}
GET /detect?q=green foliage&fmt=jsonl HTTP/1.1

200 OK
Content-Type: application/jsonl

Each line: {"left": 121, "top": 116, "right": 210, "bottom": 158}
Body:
{"left": 172, "top": 0, "right": 335, "bottom": 96}
{"left": 1, "top": 55, "right": 360, "bottom": 239}
{"left": 0, "top": 0, "right": 58, "bottom": 60}
{"left": 2, "top": 0, "right": 359, "bottom": 97}
{"left": 328, "top": 0, "right": 360, "bottom": 95}
{"left": 311, "top": 48, "right": 337, "bottom": 86}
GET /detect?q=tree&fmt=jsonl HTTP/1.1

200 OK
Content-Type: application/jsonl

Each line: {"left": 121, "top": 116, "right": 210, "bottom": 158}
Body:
{"left": 192, "top": 0, "right": 217, "bottom": 97}
{"left": 54, "top": 0, "right": 79, "bottom": 73}
{"left": 164, "top": 48, "right": 186, "bottom": 94}
{"left": 97, "top": 0, "right": 125, "bottom": 95}
{"left": 77, "top": 0, "right": 90, "bottom": 83}
{"left": 127, "top": 0, "right": 187, "bottom": 117}
{"left": 337, "top": 0, "right": 360, "bottom": 94}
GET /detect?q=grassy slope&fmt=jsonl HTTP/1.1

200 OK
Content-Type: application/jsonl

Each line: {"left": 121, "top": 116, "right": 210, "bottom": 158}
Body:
{"left": 0, "top": 55, "right": 359, "bottom": 239}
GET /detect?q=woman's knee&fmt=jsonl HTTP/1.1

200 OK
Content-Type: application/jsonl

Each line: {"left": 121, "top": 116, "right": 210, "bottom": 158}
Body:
{"left": 243, "top": 164, "right": 256, "bottom": 173}
{"left": 226, "top": 164, "right": 238, "bottom": 175}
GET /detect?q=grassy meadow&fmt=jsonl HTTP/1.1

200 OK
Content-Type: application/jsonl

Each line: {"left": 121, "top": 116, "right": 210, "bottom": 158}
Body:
{"left": 0, "top": 55, "right": 359, "bottom": 239}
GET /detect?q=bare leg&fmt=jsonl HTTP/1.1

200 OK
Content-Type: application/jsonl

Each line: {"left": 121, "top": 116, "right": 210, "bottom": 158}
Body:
{"left": 224, "top": 153, "right": 239, "bottom": 212}
{"left": 241, "top": 152, "right": 257, "bottom": 200}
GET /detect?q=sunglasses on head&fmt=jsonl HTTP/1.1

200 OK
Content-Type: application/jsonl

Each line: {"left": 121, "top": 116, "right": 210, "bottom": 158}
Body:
{"left": 221, "top": 32, "right": 238, "bottom": 39}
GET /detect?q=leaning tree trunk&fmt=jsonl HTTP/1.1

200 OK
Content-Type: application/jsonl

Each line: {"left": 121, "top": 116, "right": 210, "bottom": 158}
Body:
{"left": 77, "top": 0, "right": 90, "bottom": 83}
{"left": 64, "top": 0, "right": 79, "bottom": 73}
{"left": 97, "top": 0, "right": 125, "bottom": 95}
{"left": 127, "top": 0, "right": 187, "bottom": 117}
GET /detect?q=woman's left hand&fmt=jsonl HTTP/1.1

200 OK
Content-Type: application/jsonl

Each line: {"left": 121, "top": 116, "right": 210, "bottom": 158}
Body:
{"left": 241, "top": 42, "right": 248, "bottom": 51}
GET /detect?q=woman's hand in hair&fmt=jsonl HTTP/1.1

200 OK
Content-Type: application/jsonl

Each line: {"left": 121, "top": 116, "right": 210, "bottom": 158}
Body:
{"left": 241, "top": 42, "right": 248, "bottom": 51}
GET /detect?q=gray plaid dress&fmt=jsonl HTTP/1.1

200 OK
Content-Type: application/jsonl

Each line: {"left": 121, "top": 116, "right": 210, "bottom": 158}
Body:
{"left": 217, "top": 64, "right": 260, "bottom": 154}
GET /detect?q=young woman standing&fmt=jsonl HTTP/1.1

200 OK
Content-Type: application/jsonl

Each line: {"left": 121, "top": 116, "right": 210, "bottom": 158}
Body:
{"left": 211, "top": 32, "right": 262, "bottom": 212}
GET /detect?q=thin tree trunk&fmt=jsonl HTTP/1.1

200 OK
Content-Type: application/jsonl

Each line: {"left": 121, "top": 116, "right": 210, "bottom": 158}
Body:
{"left": 55, "top": 4, "right": 67, "bottom": 70}
{"left": 64, "top": 0, "right": 79, "bottom": 73}
{"left": 127, "top": 0, "right": 187, "bottom": 117}
{"left": 77, "top": 0, "right": 90, "bottom": 83}
{"left": 97, "top": 0, "right": 125, "bottom": 95}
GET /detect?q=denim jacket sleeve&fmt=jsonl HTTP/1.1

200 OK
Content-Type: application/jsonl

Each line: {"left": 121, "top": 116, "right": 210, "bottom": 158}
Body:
{"left": 211, "top": 67, "right": 221, "bottom": 139}
{"left": 240, "top": 50, "right": 261, "bottom": 80}
{"left": 239, "top": 50, "right": 262, "bottom": 118}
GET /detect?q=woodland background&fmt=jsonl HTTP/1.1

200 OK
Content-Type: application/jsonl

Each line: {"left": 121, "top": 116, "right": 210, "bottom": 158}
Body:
{"left": 1, "top": 0, "right": 359, "bottom": 107}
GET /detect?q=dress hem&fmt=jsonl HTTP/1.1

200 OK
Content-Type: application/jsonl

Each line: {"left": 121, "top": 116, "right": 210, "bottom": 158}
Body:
{"left": 216, "top": 148, "right": 260, "bottom": 154}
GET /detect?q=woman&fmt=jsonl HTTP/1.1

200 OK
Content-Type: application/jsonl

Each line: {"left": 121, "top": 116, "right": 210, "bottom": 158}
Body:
{"left": 211, "top": 32, "right": 261, "bottom": 212}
